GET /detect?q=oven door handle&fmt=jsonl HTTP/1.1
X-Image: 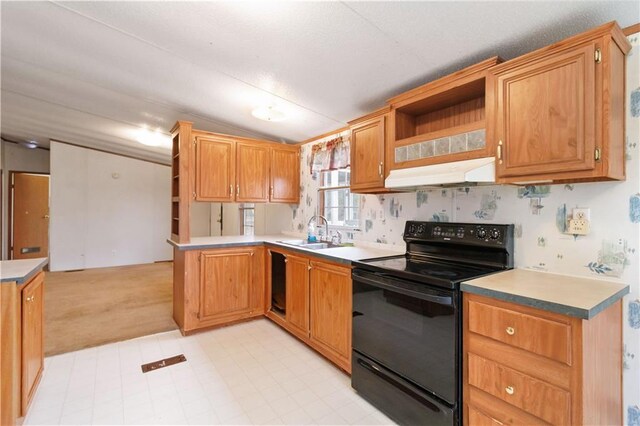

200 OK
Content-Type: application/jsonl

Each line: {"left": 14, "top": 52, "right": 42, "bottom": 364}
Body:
{"left": 352, "top": 270, "right": 453, "bottom": 305}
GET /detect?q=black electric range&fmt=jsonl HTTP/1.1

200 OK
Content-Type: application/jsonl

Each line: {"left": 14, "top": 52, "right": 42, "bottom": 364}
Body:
{"left": 351, "top": 221, "right": 514, "bottom": 426}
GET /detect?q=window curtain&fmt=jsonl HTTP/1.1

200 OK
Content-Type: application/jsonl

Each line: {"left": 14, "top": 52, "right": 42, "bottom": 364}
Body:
{"left": 309, "top": 136, "right": 350, "bottom": 173}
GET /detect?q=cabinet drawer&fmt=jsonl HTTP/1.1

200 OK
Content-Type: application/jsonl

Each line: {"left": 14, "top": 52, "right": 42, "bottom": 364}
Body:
{"left": 467, "top": 405, "right": 504, "bottom": 426}
{"left": 468, "top": 353, "right": 570, "bottom": 425}
{"left": 468, "top": 300, "right": 571, "bottom": 365}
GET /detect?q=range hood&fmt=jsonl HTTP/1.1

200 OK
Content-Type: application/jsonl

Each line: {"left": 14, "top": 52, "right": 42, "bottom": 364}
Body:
{"left": 385, "top": 157, "right": 496, "bottom": 189}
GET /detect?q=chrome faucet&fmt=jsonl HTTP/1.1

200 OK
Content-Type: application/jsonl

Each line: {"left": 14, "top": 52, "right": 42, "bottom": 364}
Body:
{"left": 308, "top": 215, "right": 329, "bottom": 242}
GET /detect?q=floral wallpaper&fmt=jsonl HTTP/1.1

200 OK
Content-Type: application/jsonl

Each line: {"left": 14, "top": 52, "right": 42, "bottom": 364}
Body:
{"left": 286, "top": 32, "right": 640, "bottom": 422}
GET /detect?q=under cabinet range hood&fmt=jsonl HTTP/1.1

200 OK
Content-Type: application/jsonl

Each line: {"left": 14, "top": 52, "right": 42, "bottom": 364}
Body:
{"left": 385, "top": 157, "right": 496, "bottom": 189}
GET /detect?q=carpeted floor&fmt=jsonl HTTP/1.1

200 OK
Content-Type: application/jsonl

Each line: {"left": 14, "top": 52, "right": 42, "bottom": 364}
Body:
{"left": 44, "top": 262, "right": 177, "bottom": 356}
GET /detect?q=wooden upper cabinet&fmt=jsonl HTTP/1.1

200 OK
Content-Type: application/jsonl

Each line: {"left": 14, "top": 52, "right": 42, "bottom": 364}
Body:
{"left": 285, "top": 254, "right": 310, "bottom": 338}
{"left": 488, "top": 22, "right": 631, "bottom": 183}
{"left": 350, "top": 115, "right": 386, "bottom": 192}
{"left": 270, "top": 146, "right": 300, "bottom": 203}
{"left": 21, "top": 272, "right": 44, "bottom": 414}
{"left": 192, "top": 130, "right": 299, "bottom": 204}
{"left": 195, "top": 136, "right": 235, "bottom": 202}
{"left": 236, "top": 142, "right": 270, "bottom": 202}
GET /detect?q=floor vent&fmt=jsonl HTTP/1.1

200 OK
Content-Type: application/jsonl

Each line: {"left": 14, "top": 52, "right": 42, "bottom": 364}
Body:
{"left": 141, "top": 354, "right": 187, "bottom": 373}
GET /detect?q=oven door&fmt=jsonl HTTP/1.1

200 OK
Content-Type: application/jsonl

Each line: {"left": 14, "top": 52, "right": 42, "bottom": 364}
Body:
{"left": 352, "top": 268, "right": 459, "bottom": 405}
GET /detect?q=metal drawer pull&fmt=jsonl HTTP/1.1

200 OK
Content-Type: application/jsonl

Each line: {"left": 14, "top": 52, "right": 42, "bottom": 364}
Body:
{"left": 505, "top": 326, "right": 515, "bottom": 335}
{"left": 26, "top": 295, "right": 35, "bottom": 302}
{"left": 505, "top": 386, "right": 515, "bottom": 395}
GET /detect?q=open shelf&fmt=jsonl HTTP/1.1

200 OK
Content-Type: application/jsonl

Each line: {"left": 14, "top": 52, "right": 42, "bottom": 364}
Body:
{"left": 394, "top": 78, "right": 486, "bottom": 142}
{"left": 395, "top": 121, "right": 485, "bottom": 147}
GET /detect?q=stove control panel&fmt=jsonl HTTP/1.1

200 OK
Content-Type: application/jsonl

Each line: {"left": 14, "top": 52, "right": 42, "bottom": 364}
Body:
{"left": 404, "top": 221, "right": 513, "bottom": 246}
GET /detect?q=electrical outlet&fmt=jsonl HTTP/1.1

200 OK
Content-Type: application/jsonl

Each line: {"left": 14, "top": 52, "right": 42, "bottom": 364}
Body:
{"left": 572, "top": 208, "right": 591, "bottom": 221}
{"left": 568, "top": 218, "right": 590, "bottom": 235}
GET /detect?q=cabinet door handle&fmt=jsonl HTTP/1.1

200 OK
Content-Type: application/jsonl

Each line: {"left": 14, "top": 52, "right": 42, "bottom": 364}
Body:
{"left": 26, "top": 295, "right": 35, "bottom": 302}
{"left": 270, "top": 186, "right": 274, "bottom": 198}
{"left": 378, "top": 162, "right": 383, "bottom": 177}
{"left": 284, "top": 258, "right": 288, "bottom": 263}
{"left": 505, "top": 326, "right": 515, "bottom": 335}
{"left": 308, "top": 265, "right": 312, "bottom": 271}
{"left": 505, "top": 386, "right": 515, "bottom": 395}
{"left": 497, "top": 140, "right": 503, "bottom": 164}
{"left": 229, "top": 185, "right": 233, "bottom": 197}
{"left": 236, "top": 185, "right": 240, "bottom": 196}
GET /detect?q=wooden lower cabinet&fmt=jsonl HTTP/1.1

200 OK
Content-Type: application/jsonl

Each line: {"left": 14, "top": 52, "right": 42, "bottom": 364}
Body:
{"left": 175, "top": 245, "right": 353, "bottom": 372}
{"left": 173, "top": 246, "right": 265, "bottom": 334}
{"left": 463, "top": 293, "right": 622, "bottom": 426}
{"left": 285, "top": 254, "right": 310, "bottom": 339}
{"left": 309, "top": 261, "right": 352, "bottom": 372}
{"left": 265, "top": 248, "right": 352, "bottom": 373}
{"left": 1, "top": 270, "right": 46, "bottom": 426}
{"left": 21, "top": 273, "right": 44, "bottom": 415}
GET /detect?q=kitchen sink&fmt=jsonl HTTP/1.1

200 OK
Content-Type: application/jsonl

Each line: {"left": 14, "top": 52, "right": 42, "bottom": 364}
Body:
{"left": 277, "top": 240, "right": 344, "bottom": 250}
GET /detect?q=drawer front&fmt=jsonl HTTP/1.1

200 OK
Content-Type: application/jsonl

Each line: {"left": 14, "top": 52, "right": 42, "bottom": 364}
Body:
{"left": 468, "top": 300, "right": 571, "bottom": 365}
{"left": 467, "top": 405, "right": 504, "bottom": 426}
{"left": 468, "top": 353, "right": 570, "bottom": 425}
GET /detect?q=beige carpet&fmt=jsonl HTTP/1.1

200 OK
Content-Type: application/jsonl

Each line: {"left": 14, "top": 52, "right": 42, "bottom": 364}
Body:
{"left": 44, "top": 262, "right": 177, "bottom": 356}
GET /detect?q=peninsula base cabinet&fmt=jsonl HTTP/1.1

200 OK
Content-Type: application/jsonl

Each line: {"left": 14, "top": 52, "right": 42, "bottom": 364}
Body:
{"left": 1, "top": 271, "right": 45, "bottom": 426}
{"left": 463, "top": 293, "right": 622, "bottom": 426}
{"left": 266, "top": 248, "right": 352, "bottom": 373}
{"left": 173, "top": 246, "right": 266, "bottom": 335}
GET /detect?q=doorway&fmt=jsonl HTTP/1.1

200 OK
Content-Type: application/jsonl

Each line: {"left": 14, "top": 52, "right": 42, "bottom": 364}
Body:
{"left": 9, "top": 172, "right": 50, "bottom": 259}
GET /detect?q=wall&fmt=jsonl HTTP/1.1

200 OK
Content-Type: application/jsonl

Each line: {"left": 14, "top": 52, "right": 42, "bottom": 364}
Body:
{"left": 0, "top": 141, "right": 50, "bottom": 260}
{"left": 49, "top": 142, "right": 171, "bottom": 271}
{"left": 190, "top": 202, "right": 296, "bottom": 237}
{"left": 290, "top": 32, "right": 640, "bottom": 422}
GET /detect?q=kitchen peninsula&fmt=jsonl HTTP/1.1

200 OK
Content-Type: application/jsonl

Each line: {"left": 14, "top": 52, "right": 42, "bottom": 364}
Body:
{"left": 1, "top": 258, "right": 48, "bottom": 426}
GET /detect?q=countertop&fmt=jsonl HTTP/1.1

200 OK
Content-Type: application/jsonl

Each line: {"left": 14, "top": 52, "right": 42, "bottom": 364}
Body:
{"left": 0, "top": 257, "right": 48, "bottom": 284}
{"left": 167, "top": 235, "right": 404, "bottom": 265}
{"left": 461, "top": 268, "right": 629, "bottom": 319}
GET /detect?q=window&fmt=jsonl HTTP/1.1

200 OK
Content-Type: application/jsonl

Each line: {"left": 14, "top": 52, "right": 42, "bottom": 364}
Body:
{"left": 318, "top": 169, "right": 359, "bottom": 229}
{"left": 239, "top": 204, "right": 255, "bottom": 236}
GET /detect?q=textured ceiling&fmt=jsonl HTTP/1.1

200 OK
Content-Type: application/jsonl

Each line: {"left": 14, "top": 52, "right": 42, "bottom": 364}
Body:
{"left": 1, "top": 1, "right": 638, "bottom": 163}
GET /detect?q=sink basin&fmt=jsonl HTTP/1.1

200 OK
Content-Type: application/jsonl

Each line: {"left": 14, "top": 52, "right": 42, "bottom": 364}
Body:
{"left": 277, "top": 240, "right": 343, "bottom": 250}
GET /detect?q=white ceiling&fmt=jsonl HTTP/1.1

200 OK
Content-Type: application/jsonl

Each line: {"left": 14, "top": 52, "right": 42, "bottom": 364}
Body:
{"left": 1, "top": 1, "right": 638, "bottom": 164}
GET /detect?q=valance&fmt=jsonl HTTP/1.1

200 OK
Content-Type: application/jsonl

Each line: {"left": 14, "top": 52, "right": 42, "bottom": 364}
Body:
{"left": 309, "top": 136, "right": 350, "bottom": 173}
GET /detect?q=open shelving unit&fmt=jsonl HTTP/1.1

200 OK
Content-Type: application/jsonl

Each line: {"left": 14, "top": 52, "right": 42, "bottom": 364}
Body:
{"left": 170, "top": 121, "right": 193, "bottom": 243}
{"left": 388, "top": 56, "right": 501, "bottom": 168}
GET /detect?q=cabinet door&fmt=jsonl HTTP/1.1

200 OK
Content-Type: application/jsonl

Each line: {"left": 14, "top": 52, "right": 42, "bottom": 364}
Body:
{"left": 21, "top": 272, "right": 44, "bottom": 414}
{"left": 195, "top": 136, "right": 235, "bottom": 201}
{"left": 285, "top": 254, "right": 309, "bottom": 337}
{"left": 270, "top": 147, "right": 300, "bottom": 203}
{"left": 199, "top": 249, "right": 253, "bottom": 322}
{"left": 236, "top": 142, "right": 269, "bottom": 202}
{"left": 350, "top": 116, "right": 386, "bottom": 191}
{"left": 493, "top": 42, "right": 596, "bottom": 179}
{"left": 309, "top": 261, "right": 352, "bottom": 370}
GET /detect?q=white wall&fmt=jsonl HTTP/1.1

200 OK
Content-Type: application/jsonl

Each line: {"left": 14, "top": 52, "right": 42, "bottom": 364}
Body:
{"left": 0, "top": 141, "right": 50, "bottom": 260}
{"left": 49, "top": 142, "right": 171, "bottom": 271}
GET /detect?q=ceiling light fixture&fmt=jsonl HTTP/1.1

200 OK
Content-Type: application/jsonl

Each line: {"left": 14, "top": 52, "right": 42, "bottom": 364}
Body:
{"left": 20, "top": 140, "right": 38, "bottom": 149}
{"left": 251, "top": 105, "right": 287, "bottom": 122}
{"left": 136, "top": 128, "right": 171, "bottom": 148}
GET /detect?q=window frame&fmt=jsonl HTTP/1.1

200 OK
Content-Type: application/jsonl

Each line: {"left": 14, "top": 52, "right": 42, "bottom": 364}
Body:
{"left": 238, "top": 203, "right": 255, "bottom": 236}
{"left": 317, "top": 169, "right": 360, "bottom": 231}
